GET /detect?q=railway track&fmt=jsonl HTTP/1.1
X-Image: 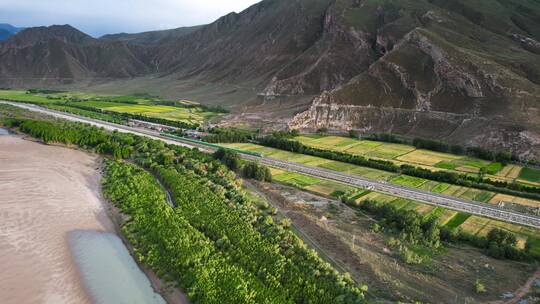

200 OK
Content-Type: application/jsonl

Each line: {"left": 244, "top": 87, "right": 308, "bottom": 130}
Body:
{"left": 3, "top": 100, "right": 540, "bottom": 229}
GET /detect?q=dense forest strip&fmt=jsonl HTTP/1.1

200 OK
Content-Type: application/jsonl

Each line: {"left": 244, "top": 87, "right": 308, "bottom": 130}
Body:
{"left": 156, "top": 166, "right": 365, "bottom": 303}
{"left": 257, "top": 136, "right": 540, "bottom": 200}
{"left": 103, "top": 161, "right": 281, "bottom": 303}
{"left": 1, "top": 112, "right": 366, "bottom": 303}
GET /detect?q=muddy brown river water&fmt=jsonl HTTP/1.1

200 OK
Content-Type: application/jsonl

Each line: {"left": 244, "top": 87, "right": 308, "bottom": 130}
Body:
{"left": 0, "top": 134, "right": 166, "bottom": 304}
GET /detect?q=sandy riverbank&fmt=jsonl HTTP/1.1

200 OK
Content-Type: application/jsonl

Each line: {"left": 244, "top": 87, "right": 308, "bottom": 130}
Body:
{"left": 0, "top": 135, "right": 113, "bottom": 304}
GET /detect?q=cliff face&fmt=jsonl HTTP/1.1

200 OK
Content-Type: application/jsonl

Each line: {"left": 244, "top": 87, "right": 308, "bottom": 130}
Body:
{"left": 0, "top": 0, "right": 539, "bottom": 156}
{"left": 288, "top": 0, "right": 540, "bottom": 158}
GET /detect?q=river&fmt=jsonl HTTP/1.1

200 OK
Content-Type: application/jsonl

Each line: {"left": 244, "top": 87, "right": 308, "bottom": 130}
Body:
{"left": 0, "top": 132, "right": 167, "bottom": 304}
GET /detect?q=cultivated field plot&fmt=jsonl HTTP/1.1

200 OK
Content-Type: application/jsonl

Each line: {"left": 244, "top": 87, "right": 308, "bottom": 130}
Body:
{"left": 398, "top": 149, "right": 461, "bottom": 166}
{"left": 272, "top": 169, "right": 356, "bottom": 197}
{"left": 296, "top": 136, "right": 370, "bottom": 151}
{"left": 271, "top": 168, "right": 540, "bottom": 254}
{"left": 75, "top": 101, "right": 215, "bottom": 124}
{"left": 225, "top": 142, "right": 538, "bottom": 206}
{"left": 0, "top": 90, "right": 57, "bottom": 104}
{"left": 489, "top": 194, "right": 540, "bottom": 208}
{"left": 366, "top": 143, "right": 416, "bottom": 159}
{"left": 294, "top": 135, "right": 519, "bottom": 178}
{"left": 224, "top": 142, "right": 540, "bottom": 252}
{"left": 496, "top": 164, "right": 523, "bottom": 179}
{"left": 519, "top": 167, "right": 540, "bottom": 183}
{"left": 0, "top": 89, "right": 222, "bottom": 125}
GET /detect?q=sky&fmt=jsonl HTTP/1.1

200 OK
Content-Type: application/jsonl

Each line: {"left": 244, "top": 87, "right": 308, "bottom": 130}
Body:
{"left": 0, "top": 0, "right": 261, "bottom": 37}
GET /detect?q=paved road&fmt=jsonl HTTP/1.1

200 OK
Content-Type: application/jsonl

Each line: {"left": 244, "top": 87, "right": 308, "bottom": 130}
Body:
{"left": 3, "top": 101, "right": 540, "bottom": 229}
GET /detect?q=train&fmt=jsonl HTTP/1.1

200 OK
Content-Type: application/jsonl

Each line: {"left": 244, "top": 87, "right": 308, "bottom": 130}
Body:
{"left": 160, "top": 132, "right": 263, "bottom": 158}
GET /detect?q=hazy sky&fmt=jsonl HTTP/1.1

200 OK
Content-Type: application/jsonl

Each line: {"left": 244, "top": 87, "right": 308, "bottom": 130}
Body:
{"left": 0, "top": 0, "right": 261, "bottom": 37}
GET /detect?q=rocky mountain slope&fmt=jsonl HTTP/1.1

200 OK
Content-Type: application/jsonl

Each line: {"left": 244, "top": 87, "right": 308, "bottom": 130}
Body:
{"left": 99, "top": 25, "right": 202, "bottom": 45}
{"left": 0, "top": 24, "right": 22, "bottom": 41}
{"left": 0, "top": 0, "right": 539, "bottom": 157}
{"left": 288, "top": 0, "right": 540, "bottom": 159}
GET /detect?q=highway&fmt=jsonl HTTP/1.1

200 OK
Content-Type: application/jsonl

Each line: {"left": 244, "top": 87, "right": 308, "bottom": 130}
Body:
{"left": 3, "top": 100, "right": 540, "bottom": 229}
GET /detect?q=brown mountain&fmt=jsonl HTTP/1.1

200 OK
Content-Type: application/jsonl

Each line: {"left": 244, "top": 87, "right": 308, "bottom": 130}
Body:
{"left": 0, "top": 0, "right": 539, "bottom": 157}
{"left": 0, "top": 25, "right": 152, "bottom": 85}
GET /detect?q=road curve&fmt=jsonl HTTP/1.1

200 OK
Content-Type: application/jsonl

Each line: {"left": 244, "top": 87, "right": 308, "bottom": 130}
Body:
{"left": 3, "top": 101, "right": 540, "bottom": 229}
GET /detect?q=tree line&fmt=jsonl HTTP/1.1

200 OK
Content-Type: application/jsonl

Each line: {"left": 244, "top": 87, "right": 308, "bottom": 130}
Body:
{"left": 213, "top": 148, "right": 272, "bottom": 182}
{"left": 350, "top": 199, "right": 538, "bottom": 261}
{"left": 4, "top": 114, "right": 367, "bottom": 303}
{"left": 204, "top": 127, "right": 257, "bottom": 143}
{"left": 104, "top": 161, "right": 284, "bottom": 303}
{"left": 257, "top": 135, "right": 540, "bottom": 200}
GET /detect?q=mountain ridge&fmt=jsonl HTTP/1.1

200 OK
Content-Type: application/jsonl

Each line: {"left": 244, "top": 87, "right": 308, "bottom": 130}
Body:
{"left": 0, "top": 0, "right": 539, "bottom": 157}
{"left": 0, "top": 23, "right": 23, "bottom": 41}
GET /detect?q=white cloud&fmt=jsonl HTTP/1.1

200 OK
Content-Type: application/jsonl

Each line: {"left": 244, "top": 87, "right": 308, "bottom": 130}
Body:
{"left": 0, "top": 0, "right": 260, "bottom": 36}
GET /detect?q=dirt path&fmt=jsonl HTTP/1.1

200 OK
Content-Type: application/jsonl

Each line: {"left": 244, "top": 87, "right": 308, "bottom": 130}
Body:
{"left": 489, "top": 267, "right": 540, "bottom": 304}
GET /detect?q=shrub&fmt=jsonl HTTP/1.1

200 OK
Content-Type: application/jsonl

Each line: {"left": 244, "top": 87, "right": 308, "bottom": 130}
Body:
{"left": 474, "top": 279, "right": 487, "bottom": 294}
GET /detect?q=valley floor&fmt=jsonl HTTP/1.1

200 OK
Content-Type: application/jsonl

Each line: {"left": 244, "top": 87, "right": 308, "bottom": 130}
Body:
{"left": 246, "top": 181, "right": 539, "bottom": 303}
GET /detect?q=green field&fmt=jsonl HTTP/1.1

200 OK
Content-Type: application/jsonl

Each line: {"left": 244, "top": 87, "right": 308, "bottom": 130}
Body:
{"left": 75, "top": 101, "right": 216, "bottom": 123}
{"left": 294, "top": 135, "right": 517, "bottom": 179}
{"left": 269, "top": 168, "right": 540, "bottom": 253}
{"left": 0, "top": 89, "right": 222, "bottom": 125}
{"left": 445, "top": 213, "right": 471, "bottom": 229}
{"left": 224, "top": 142, "right": 540, "bottom": 251}
{"left": 0, "top": 90, "right": 58, "bottom": 104}
{"left": 390, "top": 175, "right": 428, "bottom": 188}
{"left": 519, "top": 167, "right": 540, "bottom": 183}
{"left": 223, "top": 142, "right": 540, "bottom": 209}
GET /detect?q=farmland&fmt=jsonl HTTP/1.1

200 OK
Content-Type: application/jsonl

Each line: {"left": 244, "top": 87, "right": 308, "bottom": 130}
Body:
{"left": 222, "top": 143, "right": 539, "bottom": 206}
{"left": 294, "top": 135, "right": 538, "bottom": 185}
{"left": 268, "top": 168, "right": 540, "bottom": 255}
{"left": 520, "top": 167, "right": 540, "bottom": 183}
{"left": 251, "top": 181, "right": 538, "bottom": 304}
{"left": 75, "top": 101, "right": 214, "bottom": 124}
{"left": 0, "top": 89, "right": 222, "bottom": 125}
{"left": 223, "top": 143, "right": 540, "bottom": 254}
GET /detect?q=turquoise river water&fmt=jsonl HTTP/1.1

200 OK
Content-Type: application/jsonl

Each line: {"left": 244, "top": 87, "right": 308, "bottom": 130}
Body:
{"left": 68, "top": 230, "right": 166, "bottom": 304}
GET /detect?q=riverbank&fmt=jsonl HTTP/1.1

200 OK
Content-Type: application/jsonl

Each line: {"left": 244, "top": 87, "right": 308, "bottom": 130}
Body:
{"left": 0, "top": 132, "right": 187, "bottom": 304}
{"left": 105, "top": 198, "right": 190, "bottom": 304}
{"left": 0, "top": 134, "right": 111, "bottom": 304}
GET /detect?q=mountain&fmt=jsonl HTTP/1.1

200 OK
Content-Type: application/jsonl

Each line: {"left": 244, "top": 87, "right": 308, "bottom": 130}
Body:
{"left": 100, "top": 25, "right": 203, "bottom": 45}
{"left": 288, "top": 0, "right": 540, "bottom": 159}
{"left": 0, "top": 25, "right": 153, "bottom": 84}
{"left": 0, "top": 23, "right": 23, "bottom": 40}
{"left": 0, "top": 0, "right": 539, "bottom": 158}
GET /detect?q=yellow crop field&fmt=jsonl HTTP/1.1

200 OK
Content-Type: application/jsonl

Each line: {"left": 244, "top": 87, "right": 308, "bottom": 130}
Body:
{"left": 365, "top": 143, "right": 416, "bottom": 159}
{"left": 397, "top": 149, "right": 461, "bottom": 166}
{"left": 496, "top": 164, "right": 523, "bottom": 179}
